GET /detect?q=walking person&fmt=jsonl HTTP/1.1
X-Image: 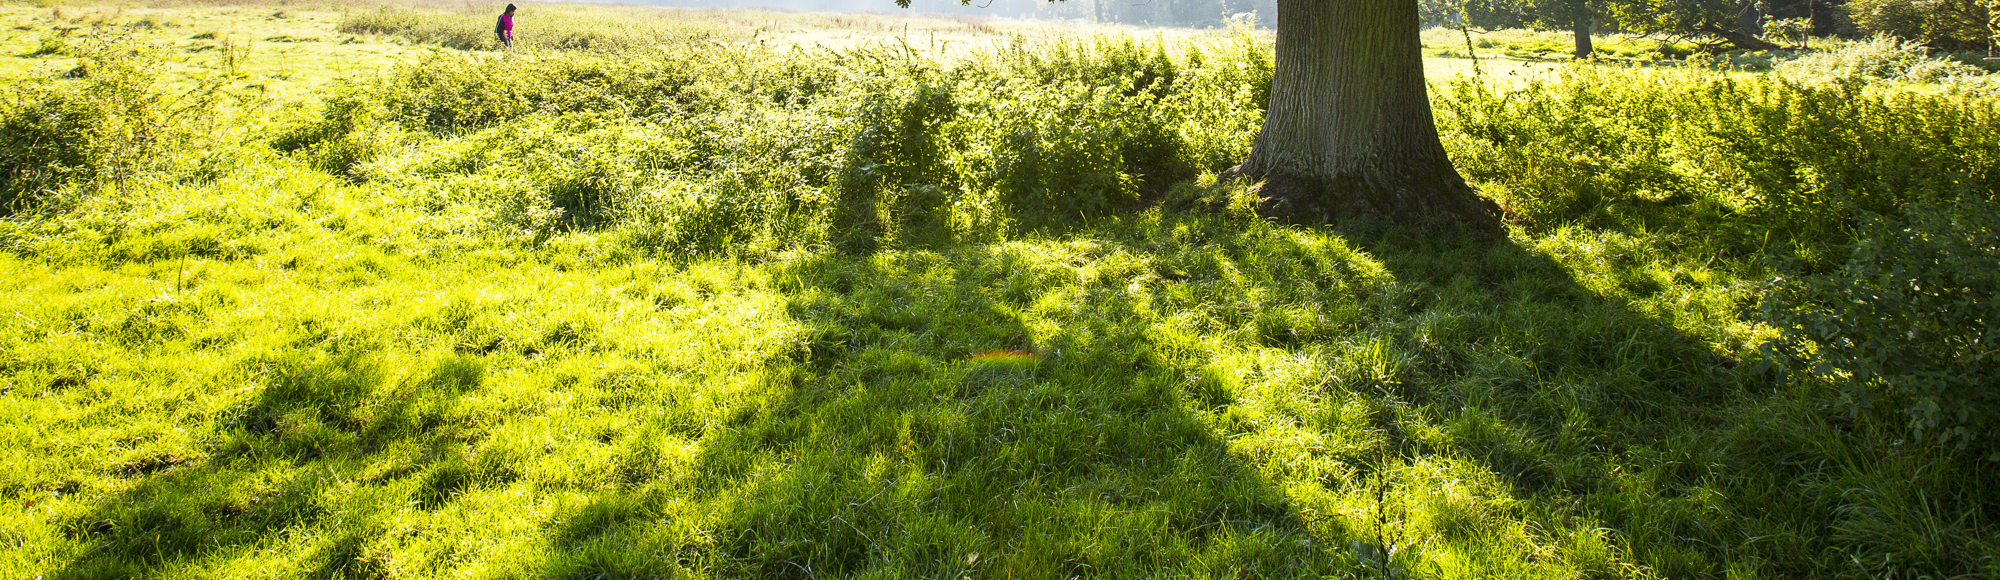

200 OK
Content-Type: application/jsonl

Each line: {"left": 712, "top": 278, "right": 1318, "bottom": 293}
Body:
{"left": 495, "top": 4, "right": 516, "bottom": 50}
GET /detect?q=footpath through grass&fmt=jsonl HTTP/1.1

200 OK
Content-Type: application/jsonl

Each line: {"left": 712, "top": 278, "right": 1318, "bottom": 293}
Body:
{"left": 2, "top": 3, "right": 1999, "bottom": 579}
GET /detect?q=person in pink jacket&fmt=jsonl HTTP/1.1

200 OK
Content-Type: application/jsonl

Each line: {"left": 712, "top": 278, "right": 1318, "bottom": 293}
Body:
{"left": 494, "top": 4, "right": 516, "bottom": 50}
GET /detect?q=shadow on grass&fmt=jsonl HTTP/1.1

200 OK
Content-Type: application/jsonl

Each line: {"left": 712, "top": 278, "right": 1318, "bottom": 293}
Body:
{"left": 1323, "top": 219, "right": 1795, "bottom": 577}
{"left": 50, "top": 353, "right": 489, "bottom": 580}
{"left": 543, "top": 243, "right": 1349, "bottom": 578}
{"left": 537, "top": 209, "right": 1776, "bottom": 577}
{"left": 44, "top": 208, "right": 1794, "bottom": 579}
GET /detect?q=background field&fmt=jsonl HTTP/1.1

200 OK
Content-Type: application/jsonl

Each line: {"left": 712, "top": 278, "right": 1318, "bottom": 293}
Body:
{"left": 2, "top": 2, "right": 1997, "bottom": 579}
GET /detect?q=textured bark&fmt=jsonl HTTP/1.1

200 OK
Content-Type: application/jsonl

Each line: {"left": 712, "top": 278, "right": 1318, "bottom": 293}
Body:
{"left": 1573, "top": 14, "right": 1594, "bottom": 58}
{"left": 1231, "top": 0, "right": 1498, "bottom": 234}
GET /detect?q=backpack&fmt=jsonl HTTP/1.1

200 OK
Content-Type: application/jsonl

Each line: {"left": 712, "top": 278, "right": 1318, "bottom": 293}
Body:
{"left": 495, "top": 15, "right": 506, "bottom": 34}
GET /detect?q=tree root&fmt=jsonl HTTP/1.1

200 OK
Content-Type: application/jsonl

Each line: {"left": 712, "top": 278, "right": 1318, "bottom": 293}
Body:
{"left": 1222, "top": 162, "right": 1504, "bottom": 240}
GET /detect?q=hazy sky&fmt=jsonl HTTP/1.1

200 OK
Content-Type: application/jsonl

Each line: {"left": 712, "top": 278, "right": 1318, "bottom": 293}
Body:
{"left": 583, "top": 0, "right": 1279, "bottom": 27}
{"left": 615, "top": 0, "right": 1074, "bottom": 19}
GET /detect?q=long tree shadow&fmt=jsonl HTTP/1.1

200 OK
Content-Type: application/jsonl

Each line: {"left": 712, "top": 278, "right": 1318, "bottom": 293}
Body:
{"left": 540, "top": 240, "right": 1368, "bottom": 578}
{"left": 529, "top": 202, "right": 1819, "bottom": 577}
{"left": 40, "top": 207, "right": 1807, "bottom": 578}
{"left": 524, "top": 196, "right": 1824, "bottom": 576}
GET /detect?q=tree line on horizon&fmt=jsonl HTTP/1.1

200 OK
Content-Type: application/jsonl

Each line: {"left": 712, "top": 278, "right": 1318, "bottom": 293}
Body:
{"left": 638, "top": 0, "right": 1995, "bottom": 58}
{"left": 1430, "top": 0, "right": 1995, "bottom": 57}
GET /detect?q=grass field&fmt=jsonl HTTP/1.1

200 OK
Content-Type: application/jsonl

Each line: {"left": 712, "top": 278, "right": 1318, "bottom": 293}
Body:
{"left": 0, "top": 2, "right": 1584, "bottom": 90}
{"left": 2, "top": 2, "right": 1998, "bottom": 579}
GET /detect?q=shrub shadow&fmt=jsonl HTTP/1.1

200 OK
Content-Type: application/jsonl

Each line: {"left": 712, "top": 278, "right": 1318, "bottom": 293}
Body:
{"left": 49, "top": 353, "right": 488, "bottom": 579}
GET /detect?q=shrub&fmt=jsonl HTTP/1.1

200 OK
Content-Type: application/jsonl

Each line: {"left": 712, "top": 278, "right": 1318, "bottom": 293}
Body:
{"left": 363, "top": 114, "right": 692, "bottom": 237}
{"left": 941, "top": 32, "right": 1266, "bottom": 233}
{"left": 271, "top": 90, "right": 412, "bottom": 178}
{"left": 946, "top": 80, "right": 1182, "bottom": 232}
{"left": 277, "top": 32, "right": 1271, "bottom": 254}
{"left": 22, "top": 35, "right": 65, "bottom": 57}
{"left": 0, "top": 80, "right": 103, "bottom": 214}
{"left": 1759, "top": 197, "right": 2000, "bottom": 457}
{"left": 1777, "top": 35, "right": 1985, "bottom": 83}
{"left": 832, "top": 71, "right": 961, "bottom": 251}
{"left": 0, "top": 38, "right": 219, "bottom": 215}
{"left": 375, "top": 53, "right": 709, "bottom": 135}
{"left": 1436, "top": 63, "right": 2000, "bottom": 263}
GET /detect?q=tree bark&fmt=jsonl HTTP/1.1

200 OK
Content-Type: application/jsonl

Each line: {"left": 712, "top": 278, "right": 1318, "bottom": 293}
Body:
{"left": 1702, "top": 23, "right": 1781, "bottom": 51}
{"left": 1230, "top": 0, "right": 1498, "bottom": 234}
{"left": 1573, "top": 11, "right": 1593, "bottom": 58}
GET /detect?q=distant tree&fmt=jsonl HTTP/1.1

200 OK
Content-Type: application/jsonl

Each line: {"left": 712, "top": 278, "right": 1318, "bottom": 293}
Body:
{"left": 1520, "top": 0, "right": 1607, "bottom": 57}
{"left": 1850, "top": 0, "right": 1991, "bottom": 49}
{"left": 906, "top": 0, "right": 1500, "bottom": 232}
{"left": 1432, "top": 0, "right": 1608, "bottom": 58}
{"left": 1610, "top": 0, "right": 1782, "bottom": 50}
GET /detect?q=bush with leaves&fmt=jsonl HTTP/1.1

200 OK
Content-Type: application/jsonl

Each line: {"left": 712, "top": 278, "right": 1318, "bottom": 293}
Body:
{"left": 276, "top": 32, "right": 1271, "bottom": 255}
{"left": 1759, "top": 198, "right": 2000, "bottom": 457}
{"left": 1436, "top": 63, "right": 2000, "bottom": 263}
{"left": 0, "top": 38, "right": 220, "bottom": 215}
{"left": 1777, "top": 35, "right": 1986, "bottom": 82}
{"left": 271, "top": 90, "right": 412, "bottom": 178}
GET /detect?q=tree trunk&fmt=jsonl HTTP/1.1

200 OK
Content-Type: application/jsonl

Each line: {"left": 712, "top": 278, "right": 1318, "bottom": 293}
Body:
{"left": 1573, "top": 11, "right": 1593, "bottom": 58}
{"left": 1736, "top": 0, "right": 1762, "bottom": 36}
{"left": 1702, "top": 23, "right": 1781, "bottom": 51}
{"left": 1230, "top": 0, "right": 1498, "bottom": 233}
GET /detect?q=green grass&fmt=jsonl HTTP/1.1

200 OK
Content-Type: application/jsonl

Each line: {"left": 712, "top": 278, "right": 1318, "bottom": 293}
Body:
{"left": 1418, "top": 27, "right": 1682, "bottom": 61}
{"left": 3, "top": 3, "right": 1999, "bottom": 579}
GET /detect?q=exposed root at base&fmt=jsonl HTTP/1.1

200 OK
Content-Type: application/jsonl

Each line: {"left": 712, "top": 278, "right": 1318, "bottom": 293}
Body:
{"left": 1221, "top": 164, "right": 1503, "bottom": 240}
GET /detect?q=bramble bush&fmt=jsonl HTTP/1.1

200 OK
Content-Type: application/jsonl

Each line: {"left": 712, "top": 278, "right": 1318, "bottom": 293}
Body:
{"left": 0, "top": 38, "right": 220, "bottom": 216}
{"left": 1436, "top": 62, "right": 2000, "bottom": 264}
{"left": 1434, "top": 62, "right": 2000, "bottom": 464}
{"left": 1776, "top": 35, "right": 1986, "bottom": 83}
{"left": 1760, "top": 197, "right": 2000, "bottom": 456}
{"left": 277, "top": 31, "right": 1272, "bottom": 253}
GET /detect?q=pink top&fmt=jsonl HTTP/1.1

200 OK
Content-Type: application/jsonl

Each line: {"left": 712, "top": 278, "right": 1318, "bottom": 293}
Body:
{"left": 500, "top": 13, "right": 514, "bottom": 35}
